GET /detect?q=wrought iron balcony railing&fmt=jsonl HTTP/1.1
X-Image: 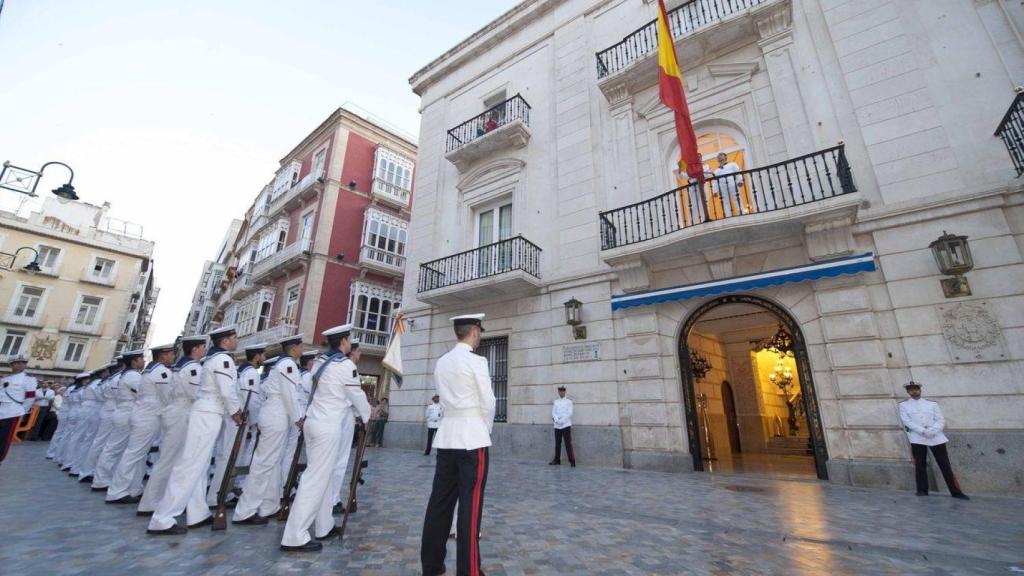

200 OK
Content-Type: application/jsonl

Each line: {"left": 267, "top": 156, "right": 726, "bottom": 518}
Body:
{"left": 418, "top": 236, "right": 541, "bottom": 293}
{"left": 596, "top": 0, "right": 768, "bottom": 79}
{"left": 599, "top": 145, "right": 856, "bottom": 250}
{"left": 995, "top": 91, "right": 1024, "bottom": 177}
{"left": 446, "top": 94, "right": 531, "bottom": 153}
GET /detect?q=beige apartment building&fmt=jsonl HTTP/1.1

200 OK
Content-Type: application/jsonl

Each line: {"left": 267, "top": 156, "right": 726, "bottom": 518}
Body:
{"left": 0, "top": 198, "right": 157, "bottom": 381}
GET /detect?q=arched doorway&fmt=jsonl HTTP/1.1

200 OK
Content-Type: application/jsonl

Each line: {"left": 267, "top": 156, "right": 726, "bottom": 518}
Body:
{"left": 679, "top": 294, "right": 828, "bottom": 479}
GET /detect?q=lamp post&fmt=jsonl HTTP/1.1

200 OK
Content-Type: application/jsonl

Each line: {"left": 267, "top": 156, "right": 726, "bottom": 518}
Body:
{"left": 0, "top": 246, "right": 41, "bottom": 273}
{"left": 0, "top": 160, "right": 79, "bottom": 200}
{"left": 929, "top": 231, "right": 973, "bottom": 298}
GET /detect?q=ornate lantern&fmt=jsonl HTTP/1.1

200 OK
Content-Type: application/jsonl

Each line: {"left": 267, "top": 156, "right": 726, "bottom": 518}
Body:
{"left": 563, "top": 297, "right": 586, "bottom": 340}
{"left": 929, "top": 231, "right": 973, "bottom": 297}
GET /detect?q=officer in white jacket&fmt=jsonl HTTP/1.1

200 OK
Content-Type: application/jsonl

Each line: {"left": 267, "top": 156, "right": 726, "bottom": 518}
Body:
{"left": 148, "top": 325, "right": 242, "bottom": 535}
{"left": 898, "top": 381, "right": 969, "bottom": 499}
{"left": 93, "top": 351, "right": 146, "bottom": 490}
{"left": 138, "top": 335, "right": 208, "bottom": 518}
{"left": 549, "top": 386, "right": 576, "bottom": 467}
{"left": 0, "top": 354, "right": 37, "bottom": 465}
{"left": 107, "top": 344, "right": 175, "bottom": 503}
{"left": 280, "top": 324, "right": 370, "bottom": 552}
{"left": 424, "top": 394, "right": 443, "bottom": 455}
{"left": 421, "top": 314, "right": 496, "bottom": 576}
{"left": 233, "top": 336, "right": 303, "bottom": 525}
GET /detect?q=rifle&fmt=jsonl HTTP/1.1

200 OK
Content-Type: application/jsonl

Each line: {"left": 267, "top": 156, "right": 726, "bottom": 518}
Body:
{"left": 212, "top": 390, "right": 252, "bottom": 531}
{"left": 339, "top": 367, "right": 389, "bottom": 543}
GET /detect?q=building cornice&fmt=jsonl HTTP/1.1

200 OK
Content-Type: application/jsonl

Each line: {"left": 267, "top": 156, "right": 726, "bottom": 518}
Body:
{"left": 0, "top": 216, "right": 154, "bottom": 260}
{"left": 278, "top": 108, "right": 417, "bottom": 167}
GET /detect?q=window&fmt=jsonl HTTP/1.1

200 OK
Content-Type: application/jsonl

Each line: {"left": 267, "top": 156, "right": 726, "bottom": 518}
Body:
{"left": 347, "top": 282, "right": 401, "bottom": 338}
{"left": 475, "top": 337, "right": 508, "bottom": 423}
{"left": 13, "top": 286, "right": 44, "bottom": 318}
{"left": 374, "top": 148, "right": 414, "bottom": 192}
{"left": 62, "top": 337, "right": 88, "bottom": 363}
{"left": 283, "top": 286, "right": 300, "bottom": 323}
{"left": 74, "top": 296, "right": 103, "bottom": 326}
{"left": 673, "top": 131, "right": 751, "bottom": 221}
{"left": 92, "top": 257, "right": 116, "bottom": 279}
{"left": 37, "top": 245, "right": 61, "bottom": 271}
{"left": 0, "top": 330, "right": 26, "bottom": 356}
{"left": 364, "top": 217, "right": 407, "bottom": 257}
{"left": 476, "top": 203, "right": 513, "bottom": 276}
{"left": 300, "top": 212, "right": 314, "bottom": 251}
{"left": 313, "top": 148, "right": 327, "bottom": 179}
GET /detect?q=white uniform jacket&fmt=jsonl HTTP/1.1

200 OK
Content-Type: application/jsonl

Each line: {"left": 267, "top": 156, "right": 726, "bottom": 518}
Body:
{"left": 167, "top": 358, "right": 202, "bottom": 411}
{"left": 0, "top": 371, "right": 38, "bottom": 419}
{"left": 432, "top": 343, "right": 496, "bottom": 451}
{"left": 262, "top": 357, "right": 302, "bottom": 425}
{"left": 298, "top": 369, "right": 313, "bottom": 419}
{"left": 898, "top": 398, "right": 949, "bottom": 447}
{"left": 425, "top": 403, "right": 443, "bottom": 429}
{"left": 34, "top": 388, "right": 55, "bottom": 408}
{"left": 552, "top": 397, "right": 573, "bottom": 430}
{"left": 237, "top": 364, "right": 262, "bottom": 421}
{"left": 192, "top": 349, "right": 240, "bottom": 416}
{"left": 306, "top": 354, "right": 370, "bottom": 424}
{"left": 137, "top": 364, "right": 170, "bottom": 414}
{"left": 116, "top": 369, "right": 142, "bottom": 411}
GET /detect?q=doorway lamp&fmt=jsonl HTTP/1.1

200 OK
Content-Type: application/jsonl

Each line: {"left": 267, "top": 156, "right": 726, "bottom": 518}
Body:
{"left": 563, "top": 297, "right": 586, "bottom": 340}
{"left": 929, "top": 231, "right": 973, "bottom": 298}
{"left": 0, "top": 160, "right": 79, "bottom": 200}
{"left": 0, "top": 246, "right": 42, "bottom": 273}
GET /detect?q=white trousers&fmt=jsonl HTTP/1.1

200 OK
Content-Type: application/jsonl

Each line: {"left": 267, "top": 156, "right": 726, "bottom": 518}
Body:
{"left": 92, "top": 407, "right": 132, "bottom": 488}
{"left": 279, "top": 422, "right": 303, "bottom": 488}
{"left": 233, "top": 407, "right": 290, "bottom": 520}
{"left": 72, "top": 408, "right": 103, "bottom": 475}
{"left": 148, "top": 410, "right": 223, "bottom": 531}
{"left": 106, "top": 408, "right": 161, "bottom": 500}
{"left": 206, "top": 414, "right": 238, "bottom": 506}
{"left": 280, "top": 410, "right": 353, "bottom": 546}
{"left": 138, "top": 404, "right": 189, "bottom": 513}
{"left": 56, "top": 411, "right": 79, "bottom": 465}
{"left": 330, "top": 410, "right": 356, "bottom": 506}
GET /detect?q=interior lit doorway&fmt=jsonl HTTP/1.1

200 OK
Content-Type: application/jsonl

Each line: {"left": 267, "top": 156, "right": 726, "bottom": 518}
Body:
{"left": 679, "top": 294, "right": 828, "bottom": 479}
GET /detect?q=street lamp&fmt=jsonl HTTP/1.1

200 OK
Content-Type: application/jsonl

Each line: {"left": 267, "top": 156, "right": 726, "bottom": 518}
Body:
{"left": 0, "top": 246, "right": 41, "bottom": 273}
{"left": 929, "top": 231, "right": 973, "bottom": 298}
{"left": 0, "top": 160, "right": 79, "bottom": 200}
{"left": 563, "top": 297, "right": 586, "bottom": 340}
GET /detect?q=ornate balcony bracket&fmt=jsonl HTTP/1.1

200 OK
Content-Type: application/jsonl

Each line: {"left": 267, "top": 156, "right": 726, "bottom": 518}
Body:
{"left": 804, "top": 214, "right": 856, "bottom": 262}
{"left": 612, "top": 259, "right": 652, "bottom": 293}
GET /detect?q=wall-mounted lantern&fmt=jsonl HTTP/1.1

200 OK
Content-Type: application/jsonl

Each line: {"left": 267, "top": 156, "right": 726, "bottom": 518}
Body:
{"left": 929, "top": 231, "right": 973, "bottom": 298}
{"left": 563, "top": 297, "right": 586, "bottom": 340}
{"left": 0, "top": 246, "right": 41, "bottom": 273}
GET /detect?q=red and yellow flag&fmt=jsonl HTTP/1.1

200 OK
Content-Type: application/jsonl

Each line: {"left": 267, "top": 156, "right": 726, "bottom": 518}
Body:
{"left": 657, "top": 0, "right": 702, "bottom": 182}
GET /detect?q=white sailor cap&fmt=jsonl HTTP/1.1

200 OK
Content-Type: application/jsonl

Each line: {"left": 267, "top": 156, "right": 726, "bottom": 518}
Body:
{"left": 244, "top": 342, "right": 269, "bottom": 353}
{"left": 7, "top": 353, "right": 29, "bottom": 364}
{"left": 263, "top": 355, "right": 280, "bottom": 367}
{"left": 300, "top": 349, "right": 319, "bottom": 360}
{"left": 75, "top": 372, "right": 92, "bottom": 380}
{"left": 903, "top": 380, "right": 923, "bottom": 389}
{"left": 321, "top": 324, "right": 352, "bottom": 338}
{"left": 121, "top": 349, "right": 145, "bottom": 361}
{"left": 349, "top": 339, "right": 360, "bottom": 351}
{"left": 450, "top": 313, "right": 486, "bottom": 331}
{"left": 207, "top": 325, "right": 238, "bottom": 339}
{"left": 180, "top": 334, "right": 208, "bottom": 345}
{"left": 278, "top": 334, "right": 304, "bottom": 348}
{"left": 150, "top": 343, "right": 176, "bottom": 354}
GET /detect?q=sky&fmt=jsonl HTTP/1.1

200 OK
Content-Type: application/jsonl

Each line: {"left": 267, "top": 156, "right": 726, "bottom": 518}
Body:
{"left": 0, "top": 0, "right": 519, "bottom": 346}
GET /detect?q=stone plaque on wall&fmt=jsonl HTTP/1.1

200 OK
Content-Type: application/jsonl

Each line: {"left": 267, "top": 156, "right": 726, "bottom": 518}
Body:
{"left": 937, "top": 301, "right": 1008, "bottom": 363}
{"left": 562, "top": 342, "right": 600, "bottom": 363}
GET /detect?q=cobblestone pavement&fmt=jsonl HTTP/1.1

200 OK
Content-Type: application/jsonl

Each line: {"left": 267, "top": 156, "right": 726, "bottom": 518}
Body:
{"left": 3, "top": 442, "right": 1023, "bottom": 575}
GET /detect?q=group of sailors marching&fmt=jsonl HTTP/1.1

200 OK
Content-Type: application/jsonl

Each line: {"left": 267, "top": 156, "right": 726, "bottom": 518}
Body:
{"left": 47, "top": 323, "right": 370, "bottom": 552}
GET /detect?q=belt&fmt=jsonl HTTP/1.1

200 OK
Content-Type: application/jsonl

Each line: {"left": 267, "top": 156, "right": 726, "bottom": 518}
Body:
{"left": 444, "top": 407, "right": 483, "bottom": 418}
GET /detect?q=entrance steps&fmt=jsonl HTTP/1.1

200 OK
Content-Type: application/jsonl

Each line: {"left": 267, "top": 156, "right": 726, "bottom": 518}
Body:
{"left": 765, "top": 436, "right": 812, "bottom": 455}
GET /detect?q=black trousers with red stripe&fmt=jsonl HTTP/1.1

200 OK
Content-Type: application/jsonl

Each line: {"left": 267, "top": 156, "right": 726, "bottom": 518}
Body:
{"left": 422, "top": 447, "right": 489, "bottom": 576}
{"left": 0, "top": 416, "right": 19, "bottom": 465}
{"left": 553, "top": 426, "right": 575, "bottom": 465}
{"left": 911, "top": 442, "right": 965, "bottom": 496}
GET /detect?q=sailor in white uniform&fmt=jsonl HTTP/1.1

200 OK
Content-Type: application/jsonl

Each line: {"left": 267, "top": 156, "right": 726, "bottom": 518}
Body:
{"left": 77, "top": 361, "right": 119, "bottom": 480}
{"left": 424, "top": 394, "right": 443, "bottom": 456}
{"left": 421, "top": 314, "right": 496, "bottom": 576}
{"left": 137, "top": 335, "right": 208, "bottom": 519}
{"left": 48, "top": 373, "right": 90, "bottom": 461}
{"left": 233, "top": 335, "right": 304, "bottom": 525}
{"left": 148, "top": 325, "right": 242, "bottom": 535}
{"left": 56, "top": 372, "right": 91, "bottom": 469}
{"left": 107, "top": 344, "right": 176, "bottom": 503}
{"left": 549, "top": 386, "right": 576, "bottom": 467}
{"left": 898, "top": 381, "right": 969, "bottom": 499}
{"left": 93, "top": 351, "right": 146, "bottom": 490}
{"left": 283, "top": 350, "right": 317, "bottom": 491}
{"left": 236, "top": 345, "right": 267, "bottom": 472}
{"left": 0, "top": 354, "right": 37, "bottom": 465}
{"left": 280, "top": 324, "right": 370, "bottom": 552}
{"left": 329, "top": 340, "right": 360, "bottom": 512}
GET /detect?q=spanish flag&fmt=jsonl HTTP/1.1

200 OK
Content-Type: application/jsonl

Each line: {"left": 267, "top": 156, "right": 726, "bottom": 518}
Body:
{"left": 657, "top": 0, "right": 702, "bottom": 182}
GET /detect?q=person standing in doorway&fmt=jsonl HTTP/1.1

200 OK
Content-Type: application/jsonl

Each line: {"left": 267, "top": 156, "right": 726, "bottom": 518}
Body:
{"left": 549, "top": 386, "right": 576, "bottom": 468}
{"left": 898, "top": 381, "right": 969, "bottom": 500}
{"left": 373, "top": 397, "right": 389, "bottom": 447}
{"left": 424, "top": 394, "right": 443, "bottom": 455}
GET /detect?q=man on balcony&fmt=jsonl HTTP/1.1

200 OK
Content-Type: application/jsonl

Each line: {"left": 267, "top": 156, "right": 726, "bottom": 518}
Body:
{"left": 713, "top": 152, "right": 745, "bottom": 219}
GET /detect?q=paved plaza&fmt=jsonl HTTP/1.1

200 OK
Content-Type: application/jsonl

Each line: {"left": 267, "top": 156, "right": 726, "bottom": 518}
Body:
{"left": 2, "top": 442, "right": 1022, "bottom": 575}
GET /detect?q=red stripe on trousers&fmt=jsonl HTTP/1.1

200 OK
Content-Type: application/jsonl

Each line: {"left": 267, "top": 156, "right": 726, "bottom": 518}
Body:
{"left": 470, "top": 447, "right": 485, "bottom": 576}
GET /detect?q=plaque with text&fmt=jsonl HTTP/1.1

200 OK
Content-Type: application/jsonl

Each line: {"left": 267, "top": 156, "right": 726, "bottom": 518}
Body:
{"left": 562, "top": 342, "right": 600, "bottom": 363}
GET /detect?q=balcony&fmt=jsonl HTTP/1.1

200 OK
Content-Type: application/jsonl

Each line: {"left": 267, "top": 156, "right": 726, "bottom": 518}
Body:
{"left": 599, "top": 145, "right": 859, "bottom": 262}
{"left": 350, "top": 327, "right": 390, "bottom": 356}
{"left": 995, "top": 91, "right": 1024, "bottom": 177}
{"left": 595, "top": 0, "right": 779, "bottom": 99}
{"left": 269, "top": 172, "right": 323, "bottom": 216}
{"left": 370, "top": 177, "right": 412, "bottom": 210}
{"left": 238, "top": 323, "right": 297, "bottom": 350}
{"left": 251, "top": 241, "right": 309, "bottom": 283}
{"left": 61, "top": 318, "right": 106, "bottom": 337}
{"left": 417, "top": 236, "right": 542, "bottom": 306}
{"left": 359, "top": 245, "right": 406, "bottom": 276}
{"left": 445, "top": 94, "right": 531, "bottom": 172}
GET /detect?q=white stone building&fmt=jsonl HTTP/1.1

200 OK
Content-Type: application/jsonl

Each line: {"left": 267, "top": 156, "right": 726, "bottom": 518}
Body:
{"left": 390, "top": 0, "right": 1024, "bottom": 494}
{"left": 181, "top": 219, "right": 241, "bottom": 338}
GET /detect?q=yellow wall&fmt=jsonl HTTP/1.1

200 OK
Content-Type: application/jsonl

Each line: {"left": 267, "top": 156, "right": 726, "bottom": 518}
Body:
{"left": 752, "top": 350, "right": 804, "bottom": 437}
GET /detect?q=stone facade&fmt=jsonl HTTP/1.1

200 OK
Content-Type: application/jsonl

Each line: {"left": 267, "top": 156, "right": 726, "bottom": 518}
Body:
{"left": 392, "top": 0, "right": 1024, "bottom": 494}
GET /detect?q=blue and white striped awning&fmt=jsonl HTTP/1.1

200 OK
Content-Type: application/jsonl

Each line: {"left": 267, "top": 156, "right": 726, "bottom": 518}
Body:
{"left": 611, "top": 253, "right": 876, "bottom": 311}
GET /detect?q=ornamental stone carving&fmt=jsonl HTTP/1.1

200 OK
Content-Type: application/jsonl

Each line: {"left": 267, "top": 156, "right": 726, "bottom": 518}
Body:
{"left": 937, "top": 301, "right": 1008, "bottom": 363}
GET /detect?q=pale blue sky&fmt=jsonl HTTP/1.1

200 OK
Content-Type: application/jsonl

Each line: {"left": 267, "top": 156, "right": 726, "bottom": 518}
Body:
{"left": 0, "top": 0, "right": 518, "bottom": 346}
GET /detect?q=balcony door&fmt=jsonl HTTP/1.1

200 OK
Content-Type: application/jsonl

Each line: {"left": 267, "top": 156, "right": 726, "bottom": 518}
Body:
{"left": 476, "top": 203, "right": 512, "bottom": 278}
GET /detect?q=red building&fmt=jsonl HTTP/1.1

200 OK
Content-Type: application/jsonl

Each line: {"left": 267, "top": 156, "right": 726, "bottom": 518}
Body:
{"left": 208, "top": 107, "right": 415, "bottom": 383}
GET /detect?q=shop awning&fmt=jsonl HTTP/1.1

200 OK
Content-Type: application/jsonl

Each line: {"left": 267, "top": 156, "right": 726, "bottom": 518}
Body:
{"left": 611, "top": 253, "right": 876, "bottom": 311}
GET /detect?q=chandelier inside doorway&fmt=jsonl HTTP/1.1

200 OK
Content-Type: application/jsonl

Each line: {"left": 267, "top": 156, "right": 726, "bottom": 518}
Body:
{"left": 752, "top": 324, "right": 803, "bottom": 436}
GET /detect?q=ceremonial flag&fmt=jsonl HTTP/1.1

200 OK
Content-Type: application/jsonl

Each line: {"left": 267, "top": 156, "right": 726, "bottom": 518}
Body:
{"left": 383, "top": 313, "right": 405, "bottom": 387}
{"left": 657, "top": 0, "right": 702, "bottom": 182}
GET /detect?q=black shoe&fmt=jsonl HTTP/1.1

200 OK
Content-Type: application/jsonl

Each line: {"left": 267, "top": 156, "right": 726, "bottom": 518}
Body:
{"left": 91, "top": 486, "right": 108, "bottom": 492}
{"left": 952, "top": 493, "right": 971, "bottom": 500}
{"left": 233, "top": 515, "right": 269, "bottom": 526}
{"left": 147, "top": 524, "right": 187, "bottom": 535}
{"left": 915, "top": 491, "right": 928, "bottom": 496}
{"left": 68, "top": 471, "right": 78, "bottom": 476}
{"left": 280, "top": 540, "right": 323, "bottom": 552}
{"left": 78, "top": 475, "right": 93, "bottom": 483}
{"left": 570, "top": 462, "right": 576, "bottom": 468}
{"left": 259, "top": 511, "right": 280, "bottom": 521}
{"left": 315, "top": 526, "right": 342, "bottom": 540}
{"left": 332, "top": 503, "right": 346, "bottom": 514}
{"left": 548, "top": 460, "right": 560, "bottom": 465}
{"left": 188, "top": 516, "right": 214, "bottom": 529}
{"left": 108, "top": 495, "right": 141, "bottom": 504}
{"left": 136, "top": 510, "right": 154, "bottom": 517}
